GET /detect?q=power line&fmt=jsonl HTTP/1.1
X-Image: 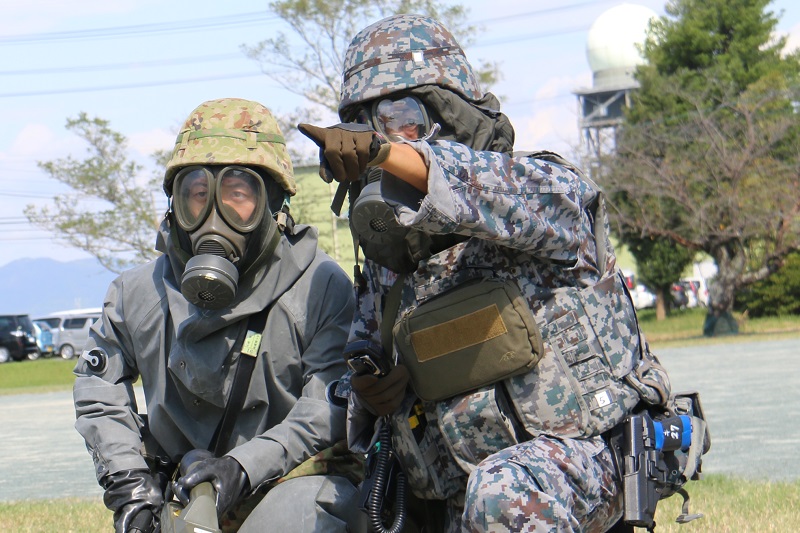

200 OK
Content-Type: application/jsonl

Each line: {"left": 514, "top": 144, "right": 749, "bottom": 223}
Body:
{"left": 0, "top": 23, "right": 589, "bottom": 99}
{"left": 1, "top": 2, "right": 612, "bottom": 45}
{"left": 0, "top": 12, "right": 278, "bottom": 44}
{"left": 0, "top": 235, "right": 61, "bottom": 241}
{"left": 1, "top": 191, "right": 55, "bottom": 199}
{"left": 479, "top": 0, "right": 617, "bottom": 24}
{"left": 0, "top": 71, "right": 269, "bottom": 98}
{"left": 0, "top": 2, "right": 612, "bottom": 98}
{"left": 0, "top": 53, "right": 243, "bottom": 76}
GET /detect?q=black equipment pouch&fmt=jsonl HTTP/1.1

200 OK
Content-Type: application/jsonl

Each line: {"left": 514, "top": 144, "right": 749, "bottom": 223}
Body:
{"left": 607, "top": 390, "right": 711, "bottom": 531}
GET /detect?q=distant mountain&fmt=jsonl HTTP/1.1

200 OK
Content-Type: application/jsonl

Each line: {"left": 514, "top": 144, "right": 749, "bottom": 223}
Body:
{"left": 0, "top": 257, "right": 118, "bottom": 318}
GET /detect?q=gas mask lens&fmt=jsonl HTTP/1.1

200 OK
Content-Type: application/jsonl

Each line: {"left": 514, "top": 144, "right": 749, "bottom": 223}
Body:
{"left": 173, "top": 166, "right": 267, "bottom": 233}
{"left": 355, "top": 96, "right": 431, "bottom": 142}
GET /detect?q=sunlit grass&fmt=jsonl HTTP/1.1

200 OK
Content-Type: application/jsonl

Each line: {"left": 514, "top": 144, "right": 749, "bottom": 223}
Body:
{"left": 0, "top": 357, "right": 77, "bottom": 395}
{"left": 637, "top": 307, "right": 800, "bottom": 348}
{"left": 0, "top": 498, "right": 109, "bottom": 533}
{"left": 0, "top": 475, "right": 797, "bottom": 532}
{"left": 653, "top": 474, "right": 800, "bottom": 532}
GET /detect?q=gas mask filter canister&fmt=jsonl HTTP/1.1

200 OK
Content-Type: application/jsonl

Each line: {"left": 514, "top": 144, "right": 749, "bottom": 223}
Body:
{"left": 349, "top": 168, "right": 427, "bottom": 273}
{"left": 346, "top": 95, "right": 437, "bottom": 272}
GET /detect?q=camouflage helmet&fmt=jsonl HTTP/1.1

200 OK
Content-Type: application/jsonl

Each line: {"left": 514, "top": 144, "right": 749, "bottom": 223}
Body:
{"left": 339, "top": 14, "right": 483, "bottom": 112}
{"left": 164, "top": 98, "right": 296, "bottom": 196}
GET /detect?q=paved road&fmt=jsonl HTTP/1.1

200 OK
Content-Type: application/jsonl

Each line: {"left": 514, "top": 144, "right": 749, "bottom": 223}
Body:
{"left": 654, "top": 337, "right": 800, "bottom": 481}
{"left": 0, "top": 337, "right": 798, "bottom": 502}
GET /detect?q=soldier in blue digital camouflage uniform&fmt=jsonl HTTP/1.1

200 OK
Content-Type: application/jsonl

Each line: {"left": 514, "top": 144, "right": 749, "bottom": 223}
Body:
{"left": 300, "top": 14, "right": 672, "bottom": 533}
{"left": 73, "top": 98, "right": 366, "bottom": 533}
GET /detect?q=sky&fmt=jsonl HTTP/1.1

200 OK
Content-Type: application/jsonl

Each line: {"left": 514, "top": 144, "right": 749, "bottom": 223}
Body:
{"left": 1, "top": 0, "right": 799, "bottom": 269}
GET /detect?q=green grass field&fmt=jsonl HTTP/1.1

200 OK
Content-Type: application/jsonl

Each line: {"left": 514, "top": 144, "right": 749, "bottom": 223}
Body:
{"left": 636, "top": 306, "right": 800, "bottom": 347}
{"left": 0, "top": 475, "right": 798, "bottom": 532}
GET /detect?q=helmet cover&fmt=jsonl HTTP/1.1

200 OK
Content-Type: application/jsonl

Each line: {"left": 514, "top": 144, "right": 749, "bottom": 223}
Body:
{"left": 165, "top": 98, "right": 296, "bottom": 196}
{"left": 339, "top": 14, "right": 483, "bottom": 112}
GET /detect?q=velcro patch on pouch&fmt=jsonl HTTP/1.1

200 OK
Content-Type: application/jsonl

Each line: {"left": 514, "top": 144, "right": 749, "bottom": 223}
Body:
{"left": 411, "top": 304, "right": 508, "bottom": 362}
{"left": 394, "top": 277, "right": 544, "bottom": 402}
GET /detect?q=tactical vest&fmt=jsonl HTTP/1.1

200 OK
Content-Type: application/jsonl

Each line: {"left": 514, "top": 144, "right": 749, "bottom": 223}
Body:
{"left": 383, "top": 152, "right": 672, "bottom": 500}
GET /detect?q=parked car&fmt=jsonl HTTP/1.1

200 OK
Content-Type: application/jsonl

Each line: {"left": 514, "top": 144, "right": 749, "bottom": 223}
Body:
{"left": 622, "top": 270, "right": 657, "bottom": 309}
{"left": 670, "top": 283, "right": 690, "bottom": 309}
{"left": 0, "top": 314, "right": 40, "bottom": 363}
{"left": 631, "top": 284, "right": 657, "bottom": 309}
{"left": 680, "top": 278, "right": 710, "bottom": 306}
{"left": 32, "top": 321, "right": 56, "bottom": 357}
{"left": 34, "top": 308, "right": 102, "bottom": 359}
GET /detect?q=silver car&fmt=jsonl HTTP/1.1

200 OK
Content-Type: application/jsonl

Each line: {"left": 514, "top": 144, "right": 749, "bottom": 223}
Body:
{"left": 34, "top": 309, "right": 102, "bottom": 359}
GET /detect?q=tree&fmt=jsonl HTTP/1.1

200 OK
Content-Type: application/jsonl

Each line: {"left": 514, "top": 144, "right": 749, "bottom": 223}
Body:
{"left": 735, "top": 251, "right": 800, "bottom": 316}
{"left": 25, "top": 114, "right": 164, "bottom": 273}
{"left": 601, "top": 0, "right": 800, "bottom": 334}
{"left": 625, "top": 236, "right": 695, "bottom": 320}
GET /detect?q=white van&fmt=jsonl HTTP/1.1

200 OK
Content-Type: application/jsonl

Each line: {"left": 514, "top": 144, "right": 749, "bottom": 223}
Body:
{"left": 34, "top": 308, "right": 102, "bottom": 359}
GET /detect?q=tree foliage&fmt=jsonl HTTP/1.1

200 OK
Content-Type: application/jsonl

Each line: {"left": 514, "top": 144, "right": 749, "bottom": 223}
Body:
{"left": 735, "top": 251, "right": 800, "bottom": 316}
{"left": 625, "top": 236, "right": 695, "bottom": 320}
{"left": 602, "top": 0, "right": 800, "bottom": 324}
{"left": 25, "top": 114, "right": 164, "bottom": 273}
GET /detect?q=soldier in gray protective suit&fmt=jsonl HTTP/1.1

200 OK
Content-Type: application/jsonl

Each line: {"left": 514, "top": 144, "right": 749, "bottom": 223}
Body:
{"left": 73, "top": 98, "right": 366, "bottom": 533}
{"left": 299, "top": 15, "right": 672, "bottom": 533}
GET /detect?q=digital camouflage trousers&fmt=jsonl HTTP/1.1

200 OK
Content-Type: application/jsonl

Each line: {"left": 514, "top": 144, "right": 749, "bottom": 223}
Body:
{"left": 460, "top": 435, "right": 623, "bottom": 533}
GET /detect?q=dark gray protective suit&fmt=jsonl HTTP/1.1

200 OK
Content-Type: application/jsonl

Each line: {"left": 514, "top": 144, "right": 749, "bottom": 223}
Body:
{"left": 73, "top": 218, "right": 357, "bottom": 528}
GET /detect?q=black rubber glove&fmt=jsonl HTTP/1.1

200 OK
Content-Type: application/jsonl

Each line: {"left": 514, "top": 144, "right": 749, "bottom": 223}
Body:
{"left": 350, "top": 364, "right": 410, "bottom": 416}
{"left": 102, "top": 469, "right": 163, "bottom": 533}
{"left": 297, "top": 122, "right": 390, "bottom": 183}
{"left": 172, "top": 455, "right": 250, "bottom": 519}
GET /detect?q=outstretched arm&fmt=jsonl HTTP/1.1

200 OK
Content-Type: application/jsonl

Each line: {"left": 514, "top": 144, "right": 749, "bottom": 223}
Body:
{"left": 377, "top": 142, "right": 429, "bottom": 193}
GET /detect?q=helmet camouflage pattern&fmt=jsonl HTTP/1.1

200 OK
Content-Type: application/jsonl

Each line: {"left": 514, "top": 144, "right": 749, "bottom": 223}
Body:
{"left": 339, "top": 14, "right": 483, "bottom": 112}
{"left": 164, "top": 98, "right": 296, "bottom": 196}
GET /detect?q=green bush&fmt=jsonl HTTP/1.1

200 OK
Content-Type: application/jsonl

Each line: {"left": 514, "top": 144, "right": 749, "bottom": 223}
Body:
{"left": 735, "top": 252, "right": 800, "bottom": 317}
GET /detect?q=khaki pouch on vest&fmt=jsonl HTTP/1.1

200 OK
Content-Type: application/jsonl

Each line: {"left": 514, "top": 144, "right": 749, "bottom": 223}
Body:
{"left": 393, "top": 277, "right": 544, "bottom": 402}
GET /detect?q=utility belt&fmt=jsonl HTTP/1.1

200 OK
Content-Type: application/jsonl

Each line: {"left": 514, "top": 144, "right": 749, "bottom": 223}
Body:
{"left": 384, "top": 270, "right": 672, "bottom": 499}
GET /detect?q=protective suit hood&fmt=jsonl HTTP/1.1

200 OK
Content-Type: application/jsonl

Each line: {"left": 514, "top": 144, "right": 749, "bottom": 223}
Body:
{"left": 404, "top": 85, "right": 515, "bottom": 153}
{"left": 154, "top": 217, "right": 319, "bottom": 404}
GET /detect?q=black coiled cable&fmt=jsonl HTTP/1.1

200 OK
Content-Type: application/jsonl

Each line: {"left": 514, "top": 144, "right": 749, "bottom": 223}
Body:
{"left": 368, "top": 419, "right": 407, "bottom": 533}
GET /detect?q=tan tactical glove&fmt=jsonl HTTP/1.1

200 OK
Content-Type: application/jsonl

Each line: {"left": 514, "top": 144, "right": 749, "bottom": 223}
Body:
{"left": 350, "top": 364, "right": 410, "bottom": 416}
{"left": 297, "top": 123, "right": 391, "bottom": 183}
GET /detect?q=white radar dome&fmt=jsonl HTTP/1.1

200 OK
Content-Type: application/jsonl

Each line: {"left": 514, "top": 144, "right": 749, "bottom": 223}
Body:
{"left": 586, "top": 3, "right": 658, "bottom": 87}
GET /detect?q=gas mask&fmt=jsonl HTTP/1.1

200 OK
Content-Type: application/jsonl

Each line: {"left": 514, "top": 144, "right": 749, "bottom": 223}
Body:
{"left": 171, "top": 165, "right": 271, "bottom": 309}
{"left": 342, "top": 95, "right": 450, "bottom": 273}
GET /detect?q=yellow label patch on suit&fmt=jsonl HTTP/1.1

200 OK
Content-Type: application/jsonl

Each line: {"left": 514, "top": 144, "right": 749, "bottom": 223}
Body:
{"left": 242, "top": 331, "right": 262, "bottom": 357}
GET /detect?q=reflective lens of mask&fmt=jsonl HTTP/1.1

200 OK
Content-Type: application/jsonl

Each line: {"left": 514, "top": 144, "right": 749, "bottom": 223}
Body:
{"left": 355, "top": 96, "right": 431, "bottom": 141}
{"left": 173, "top": 166, "right": 267, "bottom": 233}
